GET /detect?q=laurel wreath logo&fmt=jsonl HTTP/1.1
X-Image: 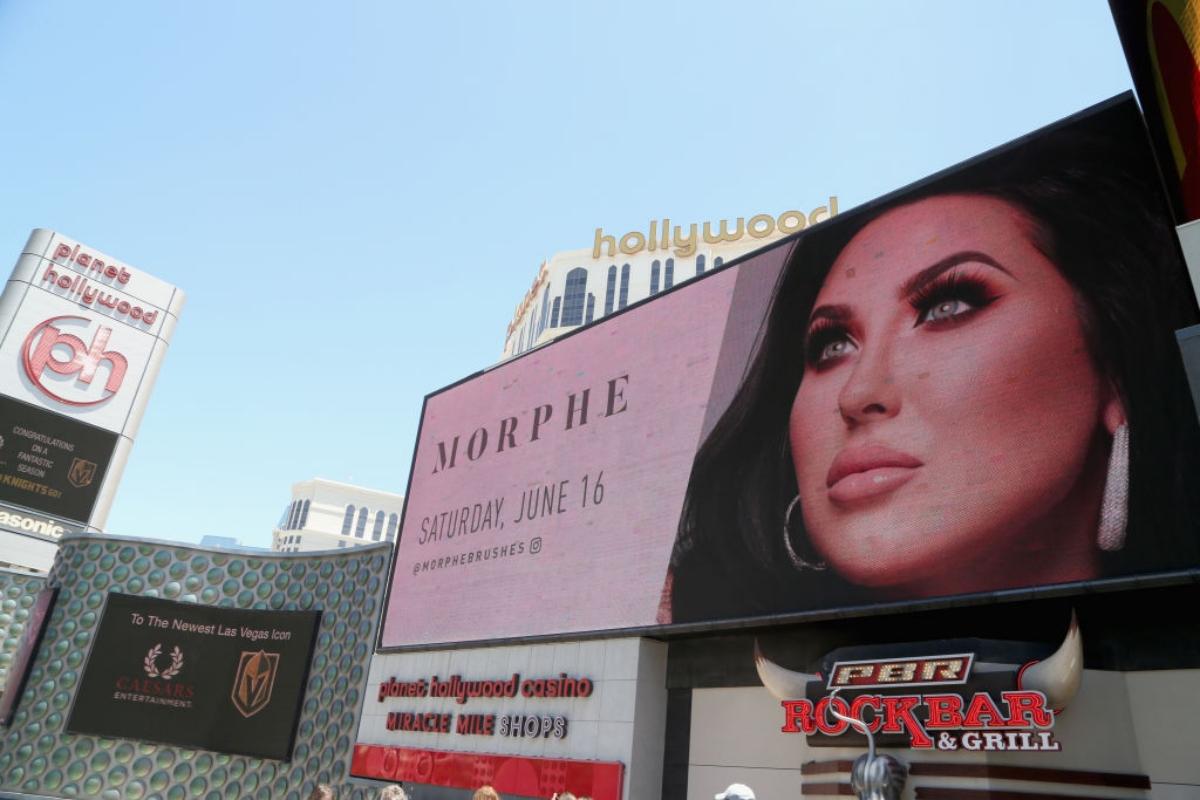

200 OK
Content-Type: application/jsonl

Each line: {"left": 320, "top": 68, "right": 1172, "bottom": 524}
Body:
{"left": 143, "top": 643, "right": 184, "bottom": 679}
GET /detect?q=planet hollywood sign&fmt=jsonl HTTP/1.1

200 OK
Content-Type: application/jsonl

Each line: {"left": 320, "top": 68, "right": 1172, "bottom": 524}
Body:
{"left": 0, "top": 229, "right": 183, "bottom": 533}
{"left": 0, "top": 230, "right": 182, "bottom": 433}
{"left": 376, "top": 672, "right": 593, "bottom": 741}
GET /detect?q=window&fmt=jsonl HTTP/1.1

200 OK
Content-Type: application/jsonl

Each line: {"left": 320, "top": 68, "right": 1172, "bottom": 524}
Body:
{"left": 619, "top": 264, "right": 630, "bottom": 309}
{"left": 538, "top": 284, "right": 551, "bottom": 335}
{"left": 342, "top": 505, "right": 355, "bottom": 536}
{"left": 604, "top": 266, "right": 616, "bottom": 315}
{"left": 299, "top": 499, "right": 310, "bottom": 529}
{"left": 355, "top": 507, "right": 369, "bottom": 539}
{"left": 551, "top": 297, "right": 561, "bottom": 327}
{"left": 585, "top": 294, "right": 595, "bottom": 324}
{"left": 386, "top": 513, "right": 398, "bottom": 541}
{"left": 696, "top": 254, "right": 706, "bottom": 275}
{"left": 714, "top": 256, "right": 723, "bottom": 269}
{"left": 373, "top": 510, "right": 385, "bottom": 541}
{"left": 561, "top": 267, "right": 588, "bottom": 326}
{"left": 650, "top": 261, "right": 660, "bottom": 295}
{"left": 665, "top": 258, "right": 674, "bottom": 289}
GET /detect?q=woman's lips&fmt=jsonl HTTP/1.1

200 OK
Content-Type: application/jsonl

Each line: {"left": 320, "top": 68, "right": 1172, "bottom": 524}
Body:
{"left": 826, "top": 444, "right": 923, "bottom": 504}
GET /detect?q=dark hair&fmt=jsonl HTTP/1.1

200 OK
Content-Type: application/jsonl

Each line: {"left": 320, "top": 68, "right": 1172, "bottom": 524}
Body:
{"left": 669, "top": 97, "right": 1200, "bottom": 623}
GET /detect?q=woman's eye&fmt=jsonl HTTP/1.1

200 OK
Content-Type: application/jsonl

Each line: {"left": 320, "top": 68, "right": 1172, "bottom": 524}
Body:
{"left": 817, "top": 337, "right": 856, "bottom": 364}
{"left": 919, "top": 297, "right": 972, "bottom": 324}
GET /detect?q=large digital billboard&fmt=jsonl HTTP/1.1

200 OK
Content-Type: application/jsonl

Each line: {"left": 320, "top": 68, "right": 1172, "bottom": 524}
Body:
{"left": 382, "top": 94, "right": 1200, "bottom": 648}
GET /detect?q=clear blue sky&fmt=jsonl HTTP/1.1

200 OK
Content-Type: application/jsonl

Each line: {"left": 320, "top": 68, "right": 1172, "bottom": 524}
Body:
{"left": 0, "top": 2, "right": 1134, "bottom": 547}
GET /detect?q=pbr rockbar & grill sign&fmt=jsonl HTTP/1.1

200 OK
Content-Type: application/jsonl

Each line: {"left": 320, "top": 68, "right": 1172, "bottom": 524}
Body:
{"left": 67, "top": 593, "right": 321, "bottom": 760}
{"left": 756, "top": 616, "right": 1083, "bottom": 753}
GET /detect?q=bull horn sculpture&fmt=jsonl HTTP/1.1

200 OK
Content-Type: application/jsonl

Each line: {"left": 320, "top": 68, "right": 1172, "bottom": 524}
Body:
{"left": 755, "top": 640, "right": 821, "bottom": 700}
{"left": 1019, "top": 611, "right": 1083, "bottom": 711}
{"left": 828, "top": 689, "right": 908, "bottom": 800}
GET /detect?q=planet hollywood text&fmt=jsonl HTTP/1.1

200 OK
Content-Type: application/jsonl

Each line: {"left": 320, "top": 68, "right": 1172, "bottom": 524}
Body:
{"left": 376, "top": 672, "right": 592, "bottom": 741}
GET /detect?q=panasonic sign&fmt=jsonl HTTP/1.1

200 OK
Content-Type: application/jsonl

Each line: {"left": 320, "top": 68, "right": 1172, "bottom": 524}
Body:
{"left": 0, "top": 509, "right": 68, "bottom": 537}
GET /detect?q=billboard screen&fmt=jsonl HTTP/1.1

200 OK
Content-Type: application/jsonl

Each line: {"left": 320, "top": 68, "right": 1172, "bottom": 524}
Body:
{"left": 67, "top": 594, "right": 321, "bottom": 761}
{"left": 0, "top": 394, "right": 118, "bottom": 524}
{"left": 382, "top": 94, "right": 1200, "bottom": 648}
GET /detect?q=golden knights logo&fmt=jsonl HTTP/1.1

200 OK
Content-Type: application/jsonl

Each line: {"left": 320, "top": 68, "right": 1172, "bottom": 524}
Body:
{"left": 231, "top": 650, "right": 281, "bottom": 718}
{"left": 67, "top": 457, "right": 97, "bottom": 488}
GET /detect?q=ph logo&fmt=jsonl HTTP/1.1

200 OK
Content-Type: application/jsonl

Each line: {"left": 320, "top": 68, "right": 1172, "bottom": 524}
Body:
{"left": 21, "top": 315, "right": 128, "bottom": 407}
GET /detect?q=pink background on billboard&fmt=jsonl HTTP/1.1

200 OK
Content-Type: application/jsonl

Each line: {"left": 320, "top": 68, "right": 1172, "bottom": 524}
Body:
{"left": 384, "top": 266, "right": 750, "bottom": 647}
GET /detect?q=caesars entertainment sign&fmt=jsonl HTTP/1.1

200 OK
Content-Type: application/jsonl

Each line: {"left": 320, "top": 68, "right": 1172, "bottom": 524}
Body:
{"left": 0, "top": 230, "right": 183, "bottom": 533}
{"left": 381, "top": 94, "right": 1200, "bottom": 648}
{"left": 67, "top": 594, "right": 321, "bottom": 760}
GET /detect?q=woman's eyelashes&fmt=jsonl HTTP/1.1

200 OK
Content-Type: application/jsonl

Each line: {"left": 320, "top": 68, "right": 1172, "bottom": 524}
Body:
{"left": 908, "top": 268, "right": 1000, "bottom": 328}
{"left": 804, "top": 268, "right": 1002, "bottom": 368}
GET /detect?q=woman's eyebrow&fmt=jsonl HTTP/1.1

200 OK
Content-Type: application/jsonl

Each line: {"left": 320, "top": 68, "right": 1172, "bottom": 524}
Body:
{"left": 898, "top": 250, "right": 1014, "bottom": 299}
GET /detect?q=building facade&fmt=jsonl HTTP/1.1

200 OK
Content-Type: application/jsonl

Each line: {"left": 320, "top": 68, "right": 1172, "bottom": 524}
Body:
{"left": 502, "top": 201, "right": 838, "bottom": 359}
{"left": 272, "top": 477, "right": 404, "bottom": 553}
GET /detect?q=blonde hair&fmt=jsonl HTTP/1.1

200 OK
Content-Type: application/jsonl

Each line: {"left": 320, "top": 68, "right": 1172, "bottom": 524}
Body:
{"left": 378, "top": 786, "right": 408, "bottom": 800}
{"left": 306, "top": 785, "right": 335, "bottom": 800}
{"left": 473, "top": 787, "right": 501, "bottom": 800}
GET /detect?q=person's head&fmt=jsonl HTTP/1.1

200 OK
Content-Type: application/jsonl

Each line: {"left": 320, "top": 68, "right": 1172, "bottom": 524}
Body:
{"left": 716, "top": 783, "right": 757, "bottom": 800}
{"left": 554, "top": 793, "right": 577, "bottom": 800}
{"left": 789, "top": 192, "right": 1121, "bottom": 593}
{"left": 378, "top": 786, "right": 408, "bottom": 800}
{"left": 307, "top": 785, "right": 335, "bottom": 800}
{"left": 671, "top": 98, "right": 1200, "bottom": 620}
{"left": 473, "top": 787, "right": 501, "bottom": 800}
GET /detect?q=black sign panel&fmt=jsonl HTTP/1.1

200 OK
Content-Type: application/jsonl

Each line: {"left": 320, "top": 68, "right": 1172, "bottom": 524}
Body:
{"left": 0, "top": 394, "right": 117, "bottom": 524}
{"left": 67, "top": 594, "right": 321, "bottom": 760}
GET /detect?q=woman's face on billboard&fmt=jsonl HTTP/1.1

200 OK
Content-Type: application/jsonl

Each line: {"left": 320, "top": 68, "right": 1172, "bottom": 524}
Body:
{"left": 788, "top": 194, "right": 1122, "bottom": 595}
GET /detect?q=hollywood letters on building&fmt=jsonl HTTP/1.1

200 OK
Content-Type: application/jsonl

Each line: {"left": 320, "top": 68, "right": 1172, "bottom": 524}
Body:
{"left": 382, "top": 94, "right": 1200, "bottom": 648}
{"left": 0, "top": 394, "right": 118, "bottom": 524}
{"left": 67, "top": 594, "right": 321, "bottom": 760}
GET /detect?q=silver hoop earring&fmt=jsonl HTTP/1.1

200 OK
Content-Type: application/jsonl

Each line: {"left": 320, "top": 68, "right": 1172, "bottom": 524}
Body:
{"left": 1097, "top": 423, "right": 1129, "bottom": 552}
{"left": 783, "top": 495, "right": 827, "bottom": 571}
